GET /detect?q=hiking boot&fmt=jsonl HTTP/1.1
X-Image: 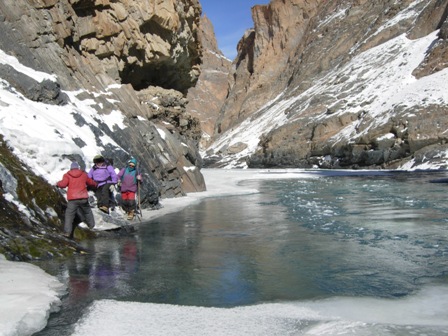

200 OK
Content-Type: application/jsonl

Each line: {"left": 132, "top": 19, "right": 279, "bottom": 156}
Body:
{"left": 99, "top": 206, "right": 109, "bottom": 214}
{"left": 127, "top": 210, "right": 134, "bottom": 220}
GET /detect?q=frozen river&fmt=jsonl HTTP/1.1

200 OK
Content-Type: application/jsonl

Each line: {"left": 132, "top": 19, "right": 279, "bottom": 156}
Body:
{"left": 35, "top": 169, "right": 448, "bottom": 335}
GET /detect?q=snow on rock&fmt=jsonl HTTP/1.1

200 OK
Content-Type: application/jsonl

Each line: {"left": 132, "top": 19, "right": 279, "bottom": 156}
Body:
{"left": 206, "top": 29, "right": 448, "bottom": 169}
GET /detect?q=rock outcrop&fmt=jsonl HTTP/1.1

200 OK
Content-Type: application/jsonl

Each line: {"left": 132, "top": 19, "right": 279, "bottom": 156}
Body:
{"left": 0, "top": 0, "right": 207, "bottom": 259}
{"left": 0, "top": 0, "right": 205, "bottom": 199}
{"left": 186, "top": 14, "right": 231, "bottom": 149}
{"left": 0, "top": 136, "right": 89, "bottom": 260}
{"left": 0, "top": 0, "right": 201, "bottom": 94}
{"left": 206, "top": 0, "right": 448, "bottom": 170}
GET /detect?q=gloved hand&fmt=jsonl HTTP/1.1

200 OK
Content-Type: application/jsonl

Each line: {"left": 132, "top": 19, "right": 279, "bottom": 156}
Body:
{"left": 136, "top": 174, "right": 142, "bottom": 181}
{"left": 109, "top": 184, "right": 115, "bottom": 192}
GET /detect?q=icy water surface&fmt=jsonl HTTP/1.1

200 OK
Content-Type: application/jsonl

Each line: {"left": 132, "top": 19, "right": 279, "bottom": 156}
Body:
{"left": 35, "top": 171, "right": 448, "bottom": 335}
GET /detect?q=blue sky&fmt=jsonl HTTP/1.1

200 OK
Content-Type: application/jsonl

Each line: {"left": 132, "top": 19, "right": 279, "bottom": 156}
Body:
{"left": 200, "top": 0, "right": 270, "bottom": 60}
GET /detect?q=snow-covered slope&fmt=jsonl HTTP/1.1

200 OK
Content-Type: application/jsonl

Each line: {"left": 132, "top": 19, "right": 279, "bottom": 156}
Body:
{"left": 0, "top": 50, "right": 125, "bottom": 183}
{"left": 205, "top": 0, "right": 448, "bottom": 170}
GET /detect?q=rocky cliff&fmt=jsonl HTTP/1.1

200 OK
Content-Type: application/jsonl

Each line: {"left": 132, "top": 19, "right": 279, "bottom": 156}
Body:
{"left": 186, "top": 14, "right": 231, "bottom": 149}
{"left": 205, "top": 0, "right": 448, "bottom": 170}
{"left": 0, "top": 0, "right": 206, "bottom": 196}
{"left": 0, "top": 0, "right": 207, "bottom": 260}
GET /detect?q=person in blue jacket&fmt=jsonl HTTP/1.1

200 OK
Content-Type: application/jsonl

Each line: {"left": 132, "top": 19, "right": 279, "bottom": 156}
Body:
{"left": 117, "top": 158, "right": 142, "bottom": 220}
{"left": 88, "top": 155, "right": 117, "bottom": 214}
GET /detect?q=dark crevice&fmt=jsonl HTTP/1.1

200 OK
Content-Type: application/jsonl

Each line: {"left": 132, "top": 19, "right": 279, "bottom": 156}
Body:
{"left": 140, "top": 20, "right": 173, "bottom": 42}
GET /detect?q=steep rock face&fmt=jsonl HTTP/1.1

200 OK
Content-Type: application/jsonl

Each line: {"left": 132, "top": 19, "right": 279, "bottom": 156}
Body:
{"left": 0, "top": 0, "right": 205, "bottom": 200}
{"left": 214, "top": 0, "right": 321, "bottom": 135}
{"left": 206, "top": 0, "right": 448, "bottom": 170}
{"left": 0, "top": 0, "right": 206, "bottom": 259}
{"left": 186, "top": 14, "right": 231, "bottom": 149}
{"left": 0, "top": 0, "right": 201, "bottom": 93}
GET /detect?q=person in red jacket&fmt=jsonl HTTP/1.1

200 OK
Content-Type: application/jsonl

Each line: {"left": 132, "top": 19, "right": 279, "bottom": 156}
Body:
{"left": 57, "top": 161, "right": 97, "bottom": 238}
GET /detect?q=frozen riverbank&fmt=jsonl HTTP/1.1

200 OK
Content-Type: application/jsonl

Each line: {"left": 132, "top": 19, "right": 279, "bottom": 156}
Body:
{"left": 0, "top": 168, "right": 315, "bottom": 336}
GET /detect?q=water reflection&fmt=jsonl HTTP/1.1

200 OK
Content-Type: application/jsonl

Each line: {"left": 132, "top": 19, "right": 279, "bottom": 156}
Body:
{"left": 84, "top": 237, "right": 140, "bottom": 294}
{"left": 34, "top": 236, "right": 142, "bottom": 336}
{"left": 35, "top": 172, "right": 448, "bottom": 335}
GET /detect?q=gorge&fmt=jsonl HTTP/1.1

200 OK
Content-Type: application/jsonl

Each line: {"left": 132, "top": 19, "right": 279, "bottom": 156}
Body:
{"left": 0, "top": 0, "right": 448, "bottom": 260}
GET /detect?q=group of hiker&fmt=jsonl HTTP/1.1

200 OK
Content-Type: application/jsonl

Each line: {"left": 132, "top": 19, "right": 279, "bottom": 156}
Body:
{"left": 56, "top": 155, "right": 142, "bottom": 238}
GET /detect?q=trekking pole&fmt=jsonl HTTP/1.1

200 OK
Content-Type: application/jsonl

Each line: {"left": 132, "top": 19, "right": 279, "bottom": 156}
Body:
{"left": 137, "top": 179, "right": 142, "bottom": 222}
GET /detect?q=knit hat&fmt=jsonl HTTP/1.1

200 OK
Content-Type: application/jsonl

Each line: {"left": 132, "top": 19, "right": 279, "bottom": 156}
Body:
{"left": 70, "top": 162, "right": 80, "bottom": 170}
{"left": 93, "top": 155, "right": 105, "bottom": 163}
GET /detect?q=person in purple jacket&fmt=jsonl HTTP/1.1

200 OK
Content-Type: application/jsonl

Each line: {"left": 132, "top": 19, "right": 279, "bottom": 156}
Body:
{"left": 117, "top": 157, "right": 142, "bottom": 220}
{"left": 88, "top": 154, "right": 118, "bottom": 214}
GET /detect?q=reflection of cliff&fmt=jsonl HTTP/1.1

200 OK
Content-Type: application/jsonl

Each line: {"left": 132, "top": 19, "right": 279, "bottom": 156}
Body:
{"left": 134, "top": 213, "right": 204, "bottom": 301}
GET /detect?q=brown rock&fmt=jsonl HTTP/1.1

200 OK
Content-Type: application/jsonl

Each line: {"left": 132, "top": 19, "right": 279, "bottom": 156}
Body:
{"left": 0, "top": 0, "right": 207, "bottom": 198}
{"left": 186, "top": 14, "right": 231, "bottom": 148}
{"left": 207, "top": 0, "right": 448, "bottom": 170}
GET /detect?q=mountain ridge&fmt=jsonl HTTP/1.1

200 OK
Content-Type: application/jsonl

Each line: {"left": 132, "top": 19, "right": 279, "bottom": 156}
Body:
{"left": 204, "top": 0, "right": 448, "bottom": 170}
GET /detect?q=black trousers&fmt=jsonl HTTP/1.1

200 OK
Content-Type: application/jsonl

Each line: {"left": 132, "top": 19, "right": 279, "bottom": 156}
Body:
{"left": 122, "top": 199, "right": 136, "bottom": 213}
{"left": 95, "top": 183, "right": 111, "bottom": 208}
{"left": 64, "top": 199, "right": 95, "bottom": 236}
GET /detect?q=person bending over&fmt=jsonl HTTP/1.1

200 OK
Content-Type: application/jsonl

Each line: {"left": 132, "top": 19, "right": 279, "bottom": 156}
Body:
{"left": 57, "top": 161, "right": 97, "bottom": 238}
